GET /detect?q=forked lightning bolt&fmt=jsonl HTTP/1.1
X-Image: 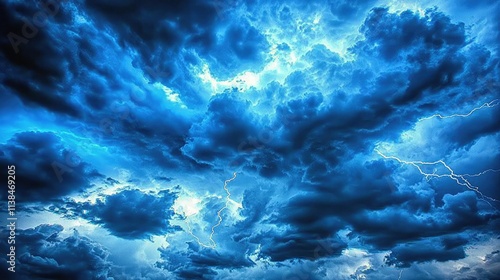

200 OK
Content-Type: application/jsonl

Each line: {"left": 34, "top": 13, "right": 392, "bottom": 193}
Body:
{"left": 185, "top": 172, "right": 237, "bottom": 249}
{"left": 375, "top": 149, "right": 498, "bottom": 205}
{"left": 419, "top": 99, "right": 499, "bottom": 121}
{"left": 377, "top": 100, "right": 500, "bottom": 208}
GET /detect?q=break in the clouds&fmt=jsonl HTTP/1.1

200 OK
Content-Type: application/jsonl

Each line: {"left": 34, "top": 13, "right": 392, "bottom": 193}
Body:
{"left": 1, "top": 0, "right": 500, "bottom": 279}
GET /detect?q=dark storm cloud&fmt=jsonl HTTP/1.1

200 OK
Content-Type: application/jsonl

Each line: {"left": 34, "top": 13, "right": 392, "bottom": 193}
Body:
{"left": 0, "top": 0, "right": 196, "bottom": 173}
{"left": 349, "top": 191, "right": 497, "bottom": 250}
{"left": 243, "top": 4, "right": 498, "bottom": 263}
{"left": 247, "top": 160, "right": 404, "bottom": 262}
{"left": 76, "top": 189, "right": 180, "bottom": 239}
{"left": 256, "top": 78, "right": 396, "bottom": 161}
{"left": 280, "top": 161, "right": 408, "bottom": 230}
{"left": 84, "top": 0, "right": 218, "bottom": 69}
{"left": 207, "top": 20, "right": 270, "bottom": 79}
{"left": 355, "top": 7, "right": 466, "bottom": 61}
{"left": 353, "top": 7, "right": 470, "bottom": 106}
{"left": 1, "top": 0, "right": 500, "bottom": 277}
{"left": 222, "top": 5, "right": 500, "bottom": 269}
{"left": 0, "top": 131, "right": 100, "bottom": 202}
{"left": 263, "top": 55, "right": 427, "bottom": 155}
{"left": 0, "top": 0, "right": 126, "bottom": 118}
{"left": 182, "top": 92, "right": 260, "bottom": 163}
{"left": 249, "top": 151, "right": 285, "bottom": 178}
{"left": 0, "top": 0, "right": 136, "bottom": 122}
{"left": 84, "top": 0, "right": 270, "bottom": 104}
{"left": 90, "top": 100, "right": 196, "bottom": 170}
{"left": 174, "top": 6, "right": 499, "bottom": 267}
{"left": 157, "top": 242, "right": 254, "bottom": 279}
{"left": 257, "top": 233, "right": 346, "bottom": 262}
{"left": 395, "top": 57, "right": 465, "bottom": 105}
{"left": 385, "top": 235, "right": 468, "bottom": 267}
{"left": 0, "top": 224, "right": 111, "bottom": 280}
{"left": 0, "top": 0, "right": 81, "bottom": 117}
{"left": 0, "top": 1, "right": 125, "bottom": 113}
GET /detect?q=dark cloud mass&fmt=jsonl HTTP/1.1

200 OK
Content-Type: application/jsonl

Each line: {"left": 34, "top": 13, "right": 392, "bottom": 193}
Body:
{"left": 0, "top": 224, "right": 111, "bottom": 280}
{"left": 76, "top": 189, "right": 180, "bottom": 239}
{"left": 182, "top": 93, "right": 260, "bottom": 163}
{"left": 385, "top": 235, "right": 468, "bottom": 268}
{"left": 0, "top": 131, "right": 100, "bottom": 202}
{"left": 1, "top": 0, "right": 500, "bottom": 279}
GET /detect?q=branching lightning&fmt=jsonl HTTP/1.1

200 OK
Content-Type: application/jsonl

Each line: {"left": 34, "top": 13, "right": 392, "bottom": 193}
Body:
{"left": 375, "top": 149, "right": 499, "bottom": 206}
{"left": 419, "top": 99, "right": 498, "bottom": 121}
{"left": 376, "top": 100, "right": 500, "bottom": 208}
{"left": 185, "top": 172, "right": 238, "bottom": 249}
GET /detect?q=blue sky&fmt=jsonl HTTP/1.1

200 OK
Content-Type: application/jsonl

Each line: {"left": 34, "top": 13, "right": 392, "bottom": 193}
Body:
{"left": 0, "top": 0, "right": 499, "bottom": 279}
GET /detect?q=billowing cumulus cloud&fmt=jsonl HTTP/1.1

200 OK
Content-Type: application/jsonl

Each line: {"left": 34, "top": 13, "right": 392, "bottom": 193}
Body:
{"left": 157, "top": 242, "right": 255, "bottom": 278}
{"left": 182, "top": 93, "right": 261, "bottom": 163}
{"left": 1, "top": 0, "right": 500, "bottom": 279}
{"left": 385, "top": 235, "right": 468, "bottom": 267}
{"left": 68, "top": 189, "right": 180, "bottom": 239}
{"left": 0, "top": 132, "right": 100, "bottom": 202}
{"left": 0, "top": 224, "right": 111, "bottom": 280}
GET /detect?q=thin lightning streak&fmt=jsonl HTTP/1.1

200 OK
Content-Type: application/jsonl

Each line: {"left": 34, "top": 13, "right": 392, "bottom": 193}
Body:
{"left": 185, "top": 172, "right": 238, "bottom": 249}
{"left": 419, "top": 99, "right": 499, "bottom": 121}
{"left": 375, "top": 150, "right": 498, "bottom": 206}
{"left": 398, "top": 269, "right": 404, "bottom": 280}
{"left": 462, "top": 169, "right": 500, "bottom": 178}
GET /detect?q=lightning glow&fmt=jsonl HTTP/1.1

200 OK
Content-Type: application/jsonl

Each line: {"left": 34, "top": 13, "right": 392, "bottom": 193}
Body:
{"left": 419, "top": 99, "right": 499, "bottom": 121}
{"left": 185, "top": 172, "right": 238, "bottom": 249}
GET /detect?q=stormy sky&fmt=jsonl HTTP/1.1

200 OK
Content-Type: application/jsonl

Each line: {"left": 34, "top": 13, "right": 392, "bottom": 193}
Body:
{"left": 1, "top": 0, "right": 499, "bottom": 279}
